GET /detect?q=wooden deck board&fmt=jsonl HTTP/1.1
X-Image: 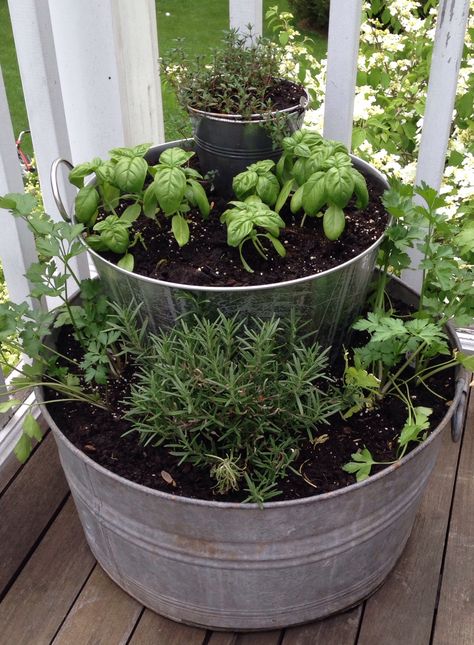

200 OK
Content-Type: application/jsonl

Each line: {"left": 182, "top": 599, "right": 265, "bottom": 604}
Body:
{"left": 282, "top": 606, "right": 361, "bottom": 645}
{"left": 357, "top": 425, "right": 462, "bottom": 645}
{"left": 128, "top": 610, "right": 207, "bottom": 645}
{"left": 0, "top": 433, "right": 69, "bottom": 597}
{"left": 51, "top": 564, "right": 143, "bottom": 645}
{"left": 0, "top": 391, "right": 472, "bottom": 644}
{"left": 0, "top": 498, "right": 95, "bottom": 645}
{"left": 432, "top": 391, "right": 474, "bottom": 645}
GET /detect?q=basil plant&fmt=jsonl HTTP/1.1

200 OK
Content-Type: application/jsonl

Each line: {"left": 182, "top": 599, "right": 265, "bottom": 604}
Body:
{"left": 69, "top": 144, "right": 210, "bottom": 271}
{"left": 275, "top": 130, "right": 369, "bottom": 240}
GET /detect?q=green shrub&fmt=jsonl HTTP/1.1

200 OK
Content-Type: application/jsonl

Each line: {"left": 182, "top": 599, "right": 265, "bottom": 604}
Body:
{"left": 287, "top": 0, "right": 331, "bottom": 31}
{"left": 124, "top": 312, "right": 341, "bottom": 504}
{"left": 286, "top": 0, "right": 434, "bottom": 33}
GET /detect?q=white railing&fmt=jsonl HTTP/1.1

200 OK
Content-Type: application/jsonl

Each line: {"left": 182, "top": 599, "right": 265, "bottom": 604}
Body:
{"left": 0, "top": 0, "right": 470, "bottom": 462}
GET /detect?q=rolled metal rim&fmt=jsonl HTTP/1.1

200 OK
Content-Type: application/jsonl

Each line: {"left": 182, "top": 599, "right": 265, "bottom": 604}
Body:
{"left": 187, "top": 86, "right": 309, "bottom": 124}
{"left": 70, "top": 149, "right": 389, "bottom": 294}
{"left": 39, "top": 297, "right": 466, "bottom": 511}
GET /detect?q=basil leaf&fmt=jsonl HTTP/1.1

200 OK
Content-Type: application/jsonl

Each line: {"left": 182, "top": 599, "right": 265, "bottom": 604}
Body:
{"left": 75, "top": 186, "right": 99, "bottom": 224}
{"left": 323, "top": 204, "right": 346, "bottom": 240}
{"left": 69, "top": 161, "right": 99, "bottom": 188}
{"left": 85, "top": 234, "right": 108, "bottom": 252}
{"left": 267, "top": 234, "right": 286, "bottom": 257}
{"left": 251, "top": 160, "right": 275, "bottom": 173}
{"left": 303, "top": 171, "right": 327, "bottom": 216}
{"left": 121, "top": 203, "right": 141, "bottom": 224}
{"left": 276, "top": 154, "right": 292, "bottom": 183}
{"left": 159, "top": 147, "right": 194, "bottom": 167}
{"left": 256, "top": 174, "right": 280, "bottom": 206}
{"left": 292, "top": 158, "right": 308, "bottom": 186}
{"left": 101, "top": 225, "right": 130, "bottom": 254}
{"left": 290, "top": 185, "right": 305, "bottom": 214}
{"left": 188, "top": 179, "right": 210, "bottom": 219}
{"left": 117, "top": 253, "right": 135, "bottom": 272}
{"left": 143, "top": 183, "right": 158, "bottom": 218}
{"left": 353, "top": 169, "right": 369, "bottom": 209}
{"left": 233, "top": 170, "right": 258, "bottom": 199}
{"left": 227, "top": 218, "right": 254, "bottom": 247}
{"left": 325, "top": 167, "right": 355, "bottom": 208}
{"left": 171, "top": 214, "right": 190, "bottom": 247}
{"left": 275, "top": 179, "right": 294, "bottom": 213}
{"left": 95, "top": 161, "right": 116, "bottom": 184}
{"left": 114, "top": 156, "right": 148, "bottom": 193}
{"left": 101, "top": 183, "right": 121, "bottom": 212}
{"left": 154, "top": 167, "right": 186, "bottom": 214}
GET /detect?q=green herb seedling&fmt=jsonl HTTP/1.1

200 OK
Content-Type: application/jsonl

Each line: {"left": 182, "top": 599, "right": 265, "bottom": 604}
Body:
{"left": 220, "top": 198, "right": 286, "bottom": 272}
{"left": 69, "top": 144, "right": 211, "bottom": 265}
{"left": 274, "top": 129, "right": 369, "bottom": 240}
{"left": 232, "top": 160, "right": 281, "bottom": 207}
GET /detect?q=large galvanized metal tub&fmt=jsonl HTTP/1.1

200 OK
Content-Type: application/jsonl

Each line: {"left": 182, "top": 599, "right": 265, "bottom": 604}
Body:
{"left": 51, "top": 141, "right": 389, "bottom": 353}
{"left": 40, "top": 280, "right": 468, "bottom": 632}
{"left": 188, "top": 87, "right": 309, "bottom": 194}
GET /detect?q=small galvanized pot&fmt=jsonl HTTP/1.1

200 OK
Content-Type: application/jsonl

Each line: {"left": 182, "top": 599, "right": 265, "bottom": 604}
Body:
{"left": 40, "top": 279, "right": 468, "bottom": 631}
{"left": 51, "top": 140, "right": 389, "bottom": 354}
{"left": 188, "top": 86, "right": 309, "bottom": 195}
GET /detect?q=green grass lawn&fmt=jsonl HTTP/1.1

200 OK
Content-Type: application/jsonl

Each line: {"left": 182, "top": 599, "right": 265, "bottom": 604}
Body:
{"left": 0, "top": 0, "right": 326, "bottom": 146}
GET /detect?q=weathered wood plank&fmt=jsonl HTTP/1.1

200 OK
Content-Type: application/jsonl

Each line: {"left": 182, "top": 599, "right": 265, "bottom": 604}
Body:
{"left": 52, "top": 564, "right": 142, "bottom": 645}
{"left": 357, "top": 425, "right": 462, "bottom": 645}
{"left": 208, "top": 631, "right": 282, "bottom": 644}
{"left": 0, "top": 498, "right": 95, "bottom": 645}
{"left": 0, "top": 432, "right": 69, "bottom": 596}
{"left": 432, "top": 392, "right": 474, "bottom": 645}
{"left": 237, "top": 632, "right": 282, "bottom": 644}
{"left": 0, "top": 449, "right": 22, "bottom": 496}
{"left": 282, "top": 606, "right": 361, "bottom": 644}
{"left": 128, "top": 610, "right": 207, "bottom": 645}
{"left": 207, "top": 633, "right": 238, "bottom": 645}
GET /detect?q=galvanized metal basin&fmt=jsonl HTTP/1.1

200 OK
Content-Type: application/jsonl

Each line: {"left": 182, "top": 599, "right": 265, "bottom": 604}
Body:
{"left": 188, "top": 88, "right": 309, "bottom": 195}
{"left": 51, "top": 140, "right": 389, "bottom": 354}
{"left": 40, "top": 280, "right": 467, "bottom": 631}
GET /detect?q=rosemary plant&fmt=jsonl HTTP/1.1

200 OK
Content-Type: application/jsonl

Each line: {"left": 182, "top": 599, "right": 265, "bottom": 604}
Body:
{"left": 122, "top": 312, "right": 341, "bottom": 504}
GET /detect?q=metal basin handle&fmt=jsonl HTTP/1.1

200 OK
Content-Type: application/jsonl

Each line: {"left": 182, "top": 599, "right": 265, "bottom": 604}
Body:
{"left": 451, "top": 373, "right": 470, "bottom": 442}
{"left": 50, "top": 158, "right": 74, "bottom": 222}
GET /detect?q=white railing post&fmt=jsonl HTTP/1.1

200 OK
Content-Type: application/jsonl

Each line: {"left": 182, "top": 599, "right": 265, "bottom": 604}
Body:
{"left": 0, "top": 67, "right": 38, "bottom": 431}
{"left": 0, "top": 68, "right": 37, "bottom": 307}
{"left": 8, "top": 0, "right": 90, "bottom": 281}
{"left": 47, "top": 0, "right": 164, "bottom": 164}
{"left": 229, "top": 0, "right": 263, "bottom": 36}
{"left": 403, "top": 0, "right": 470, "bottom": 289}
{"left": 323, "top": 0, "right": 363, "bottom": 149}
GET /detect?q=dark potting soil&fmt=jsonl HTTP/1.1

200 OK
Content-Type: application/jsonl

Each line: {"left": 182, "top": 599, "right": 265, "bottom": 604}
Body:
{"left": 45, "top": 327, "right": 455, "bottom": 503}
{"left": 98, "top": 171, "right": 388, "bottom": 288}
{"left": 259, "top": 78, "right": 306, "bottom": 113}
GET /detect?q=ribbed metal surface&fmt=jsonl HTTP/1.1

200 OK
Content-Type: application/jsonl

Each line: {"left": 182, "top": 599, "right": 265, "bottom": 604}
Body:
{"left": 41, "top": 280, "right": 467, "bottom": 631}
{"left": 44, "top": 384, "right": 461, "bottom": 631}
{"left": 79, "top": 142, "right": 389, "bottom": 353}
{"left": 188, "top": 91, "right": 308, "bottom": 195}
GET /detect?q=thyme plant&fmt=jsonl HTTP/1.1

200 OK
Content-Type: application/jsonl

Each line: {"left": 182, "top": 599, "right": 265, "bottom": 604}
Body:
{"left": 162, "top": 28, "right": 285, "bottom": 118}
{"left": 122, "top": 312, "right": 341, "bottom": 504}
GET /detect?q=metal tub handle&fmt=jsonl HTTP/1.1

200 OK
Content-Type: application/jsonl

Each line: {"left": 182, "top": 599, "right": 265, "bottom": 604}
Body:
{"left": 451, "top": 373, "right": 470, "bottom": 442}
{"left": 50, "top": 158, "right": 74, "bottom": 222}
